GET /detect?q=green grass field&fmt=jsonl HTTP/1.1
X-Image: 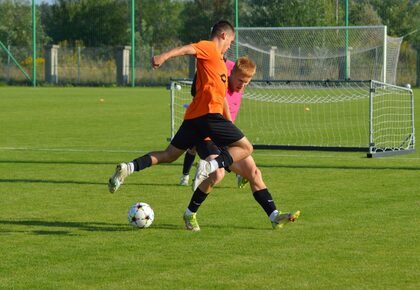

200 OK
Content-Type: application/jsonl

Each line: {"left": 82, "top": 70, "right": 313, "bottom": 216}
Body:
{"left": 0, "top": 87, "right": 419, "bottom": 289}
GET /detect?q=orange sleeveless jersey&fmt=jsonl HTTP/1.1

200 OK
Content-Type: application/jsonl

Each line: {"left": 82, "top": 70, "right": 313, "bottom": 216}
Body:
{"left": 184, "top": 41, "right": 228, "bottom": 120}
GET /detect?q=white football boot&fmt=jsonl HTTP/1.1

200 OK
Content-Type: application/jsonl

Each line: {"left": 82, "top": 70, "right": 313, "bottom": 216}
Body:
{"left": 108, "top": 163, "right": 130, "bottom": 193}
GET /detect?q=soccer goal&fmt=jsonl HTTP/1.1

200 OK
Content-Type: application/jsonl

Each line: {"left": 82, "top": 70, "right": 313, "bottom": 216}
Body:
{"left": 169, "top": 79, "right": 415, "bottom": 157}
{"left": 226, "top": 26, "right": 402, "bottom": 85}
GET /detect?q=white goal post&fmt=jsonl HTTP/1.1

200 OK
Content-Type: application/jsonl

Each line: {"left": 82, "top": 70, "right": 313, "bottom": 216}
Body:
{"left": 169, "top": 79, "right": 415, "bottom": 157}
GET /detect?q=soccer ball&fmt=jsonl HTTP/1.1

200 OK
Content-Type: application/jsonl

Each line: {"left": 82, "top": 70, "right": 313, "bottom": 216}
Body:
{"left": 127, "top": 202, "right": 154, "bottom": 228}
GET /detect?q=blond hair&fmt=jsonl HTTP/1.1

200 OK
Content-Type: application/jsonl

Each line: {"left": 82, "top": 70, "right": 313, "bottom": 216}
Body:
{"left": 232, "top": 56, "right": 256, "bottom": 78}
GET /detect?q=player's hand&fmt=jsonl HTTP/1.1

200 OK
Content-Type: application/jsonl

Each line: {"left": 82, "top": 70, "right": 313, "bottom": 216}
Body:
{"left": 151, "top": 55, "right": 164, "bottom": 69}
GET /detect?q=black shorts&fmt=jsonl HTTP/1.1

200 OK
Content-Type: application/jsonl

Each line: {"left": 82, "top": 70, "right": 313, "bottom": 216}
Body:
{"left": 195, "top": 140, "right": 221, "bottom": 159}
{"left": 195, "top": 140, "right": 231, "bottom": 172}
{"left": 171, "top": 113, "right": 244, "bottom": 151}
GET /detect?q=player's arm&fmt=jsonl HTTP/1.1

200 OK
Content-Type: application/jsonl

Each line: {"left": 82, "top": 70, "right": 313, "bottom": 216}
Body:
{"left": 151, "top": 44, "right": 196, "bottom": 69}
{"left": 223, "top": 97, "right": 232, "bottom": 121}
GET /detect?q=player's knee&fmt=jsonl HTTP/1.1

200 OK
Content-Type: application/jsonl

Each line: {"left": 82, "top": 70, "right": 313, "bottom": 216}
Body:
{"left": 247, "top": 142, "right": 254, "bottom": 155}
{"left": 242, "top": 139, "right": 253, "bottom": 155}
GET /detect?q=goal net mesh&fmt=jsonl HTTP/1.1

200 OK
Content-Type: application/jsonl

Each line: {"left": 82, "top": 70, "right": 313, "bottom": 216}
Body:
{"left": 169, "top": 80, "right": 415, "bottom": 156}
{"left": 226, "top": 26, "right": 401, "bottom": 85}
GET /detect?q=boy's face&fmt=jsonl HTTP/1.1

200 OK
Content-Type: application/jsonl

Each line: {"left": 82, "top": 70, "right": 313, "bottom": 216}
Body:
{"left": 221, "top": 31, "right": 235, "bottom": 54}
{"left": 229, "top": 71, "right": 252, "bottom": 93}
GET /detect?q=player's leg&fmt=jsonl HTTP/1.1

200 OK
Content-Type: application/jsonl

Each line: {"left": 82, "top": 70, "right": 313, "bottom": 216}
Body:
{"left": 183, "top": 141, "right": 224, "bottom": 231}
{"left": 192, "top": 114, "right": 253, "bottom": 190}
{"left": 229, "top": 156, "right": 300, "bottom": 229}
{"left": 225, "top": 136, "right": 253, "bottom": 164}
{"left": 183, "top": 166, "right": 224, "bottom": 231}
{"left": 108, "top": 144, "right": 185, "bottom": 193}
{"left": 229, "top": 156, "right": 265, "bottom": 191}
{"left": 179, "top": 147, "right": 197, "bottom": 186}
{"left": 108, "top": 121, "right": 195, "bottom": 193}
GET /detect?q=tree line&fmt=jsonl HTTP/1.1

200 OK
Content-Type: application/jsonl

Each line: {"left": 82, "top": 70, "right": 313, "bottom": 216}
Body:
{"left": 1, "top": 0, "right": 419, "bottom": 49}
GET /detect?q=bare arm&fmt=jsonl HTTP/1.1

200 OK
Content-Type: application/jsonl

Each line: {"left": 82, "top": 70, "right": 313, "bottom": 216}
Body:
{"left": 223, "top": 97, "right": 232, "bottom": 121}
{"left": 151, "top": 44, "right": 196, "bottom": 69}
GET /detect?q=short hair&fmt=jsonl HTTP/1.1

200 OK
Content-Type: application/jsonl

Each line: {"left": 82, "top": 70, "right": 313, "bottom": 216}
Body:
{"left": 210, "top": 20, "right": 235, "bottom": 39}
{"left": 232, "top": 56, "right": 256, "bottom": 78}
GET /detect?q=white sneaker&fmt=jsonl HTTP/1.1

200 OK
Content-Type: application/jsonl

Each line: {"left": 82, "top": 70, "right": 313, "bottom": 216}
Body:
{"left": 192, "top": 160, "right": 212, "bottom": 191}
{"left": 179, "top": 174, "right": 189, "bottom": 186}
{"left": 108, "top": 163, "right": 130, "bottom": 193}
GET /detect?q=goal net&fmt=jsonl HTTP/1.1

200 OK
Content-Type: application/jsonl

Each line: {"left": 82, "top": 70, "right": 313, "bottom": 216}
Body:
{"left": 226, "top": 26, "right": 402, "bottom": 85}
{"left": 169, "top": 80, "right": 415, "bottom": 157}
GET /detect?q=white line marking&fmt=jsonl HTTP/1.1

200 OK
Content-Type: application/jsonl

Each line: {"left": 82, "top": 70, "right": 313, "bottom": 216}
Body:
{"left": 0, "top": 146, "right": 418, "bottom": 161}
{"left": 0, "top": 147, "right": 148, "bottom": 154}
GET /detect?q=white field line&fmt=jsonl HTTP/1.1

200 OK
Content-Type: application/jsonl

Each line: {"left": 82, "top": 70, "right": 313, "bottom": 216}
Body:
{"left": 0, "top": 147, "right": 148, "bottom": 154}
{"left": 1, "top": 146, "right": 419, "bottom": 161}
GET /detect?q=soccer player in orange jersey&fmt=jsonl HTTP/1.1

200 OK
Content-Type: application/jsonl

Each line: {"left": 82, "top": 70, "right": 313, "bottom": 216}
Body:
{"left": 179, "top": 58, "right": 248, "bottom": 188}
{"left": 108, "top": 21, "right": 253, "bottom": 194}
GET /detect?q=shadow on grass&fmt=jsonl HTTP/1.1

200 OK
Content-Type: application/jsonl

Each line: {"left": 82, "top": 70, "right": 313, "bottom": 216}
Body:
{"left": 0, "top": 159, "right": 182, "bottom": 166}
{"left": 0, "top": 219, "right": 270, "bottom": 235}
{"left": 0, "top": 178, "right": 235, "bottom": 191}
{"left": 0, "top": 178, "right": 181, "bottom": 187}
{"left": 1, "top": 159, "right": 419, "bottom": 171}
{"left": 0, "top": 219, "right": 131, "bottom": 234}
{"left": 0, "top": 219, "right": 192, "bottom": 234}
{"left": 0, "top": 159, "right": 116, "bottom": 165}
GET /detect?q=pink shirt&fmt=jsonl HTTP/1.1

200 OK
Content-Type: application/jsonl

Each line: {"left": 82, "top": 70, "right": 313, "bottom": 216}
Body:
{"left": 225, "top": 60, "right": 243, "bottom": 123}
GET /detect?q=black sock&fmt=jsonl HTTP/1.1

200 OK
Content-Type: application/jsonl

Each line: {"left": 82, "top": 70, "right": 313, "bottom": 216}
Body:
{"left": 214, "top": 148, "right": 233, "bottom": 169}
{"left": 182, "top": 151, "right": 196, "bottom": 175}
{"left": 187, "top": 188, "right": 208, "bottom": 213}
{"left": 253, "top": 188, "right": 277, "bottom": 216}
{"left": 132, "top": 154, "right": 152, "bottom": 171}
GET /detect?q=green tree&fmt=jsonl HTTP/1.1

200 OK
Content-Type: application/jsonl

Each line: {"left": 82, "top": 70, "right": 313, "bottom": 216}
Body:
{"left": 0, "top": 0, "right": 49, "bottom": 47}
{"left": 404, "top": 1, "right": 420, "bottom": 45}
{"left": 136, "top": 0, "right": 184, "bottom": 49}
{"left": 369, "top": 0, "right": 415, "bottom": 36}
{"left": 348, "top": 1, "right": 382, "bottom": 25}
{"left": 43, "top": 0, "right": 130, "bottom": 46}
{"left": 179, "top": 0, "right": 235, "bottom": 43}
{"left": 242, "top": 0, "right": 336, "bottom": 27}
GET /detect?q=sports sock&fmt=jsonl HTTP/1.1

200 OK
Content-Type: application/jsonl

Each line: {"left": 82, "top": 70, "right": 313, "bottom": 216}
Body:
{"left": 132, "top": 154, "right": 152, "bottom": 171}
{"left": 214, "top": 148, "right": 233, "bottom": 169}
{"left": 182, "top": 151, "right": 196, "bottom": 175}
{"left": 269, "top": 210, "right": 279, "bottom": 222}
{"left": 127, "top": 162, "right": 135, "bottom": 174}
{"left": 185, "top": 208, "right": 194, "bottom": 216}
{"left": 253, "top": 188, "right": 277, "bottom": 217}
{"left": 187, "top": 188, "right": 208, "bottom": 213}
